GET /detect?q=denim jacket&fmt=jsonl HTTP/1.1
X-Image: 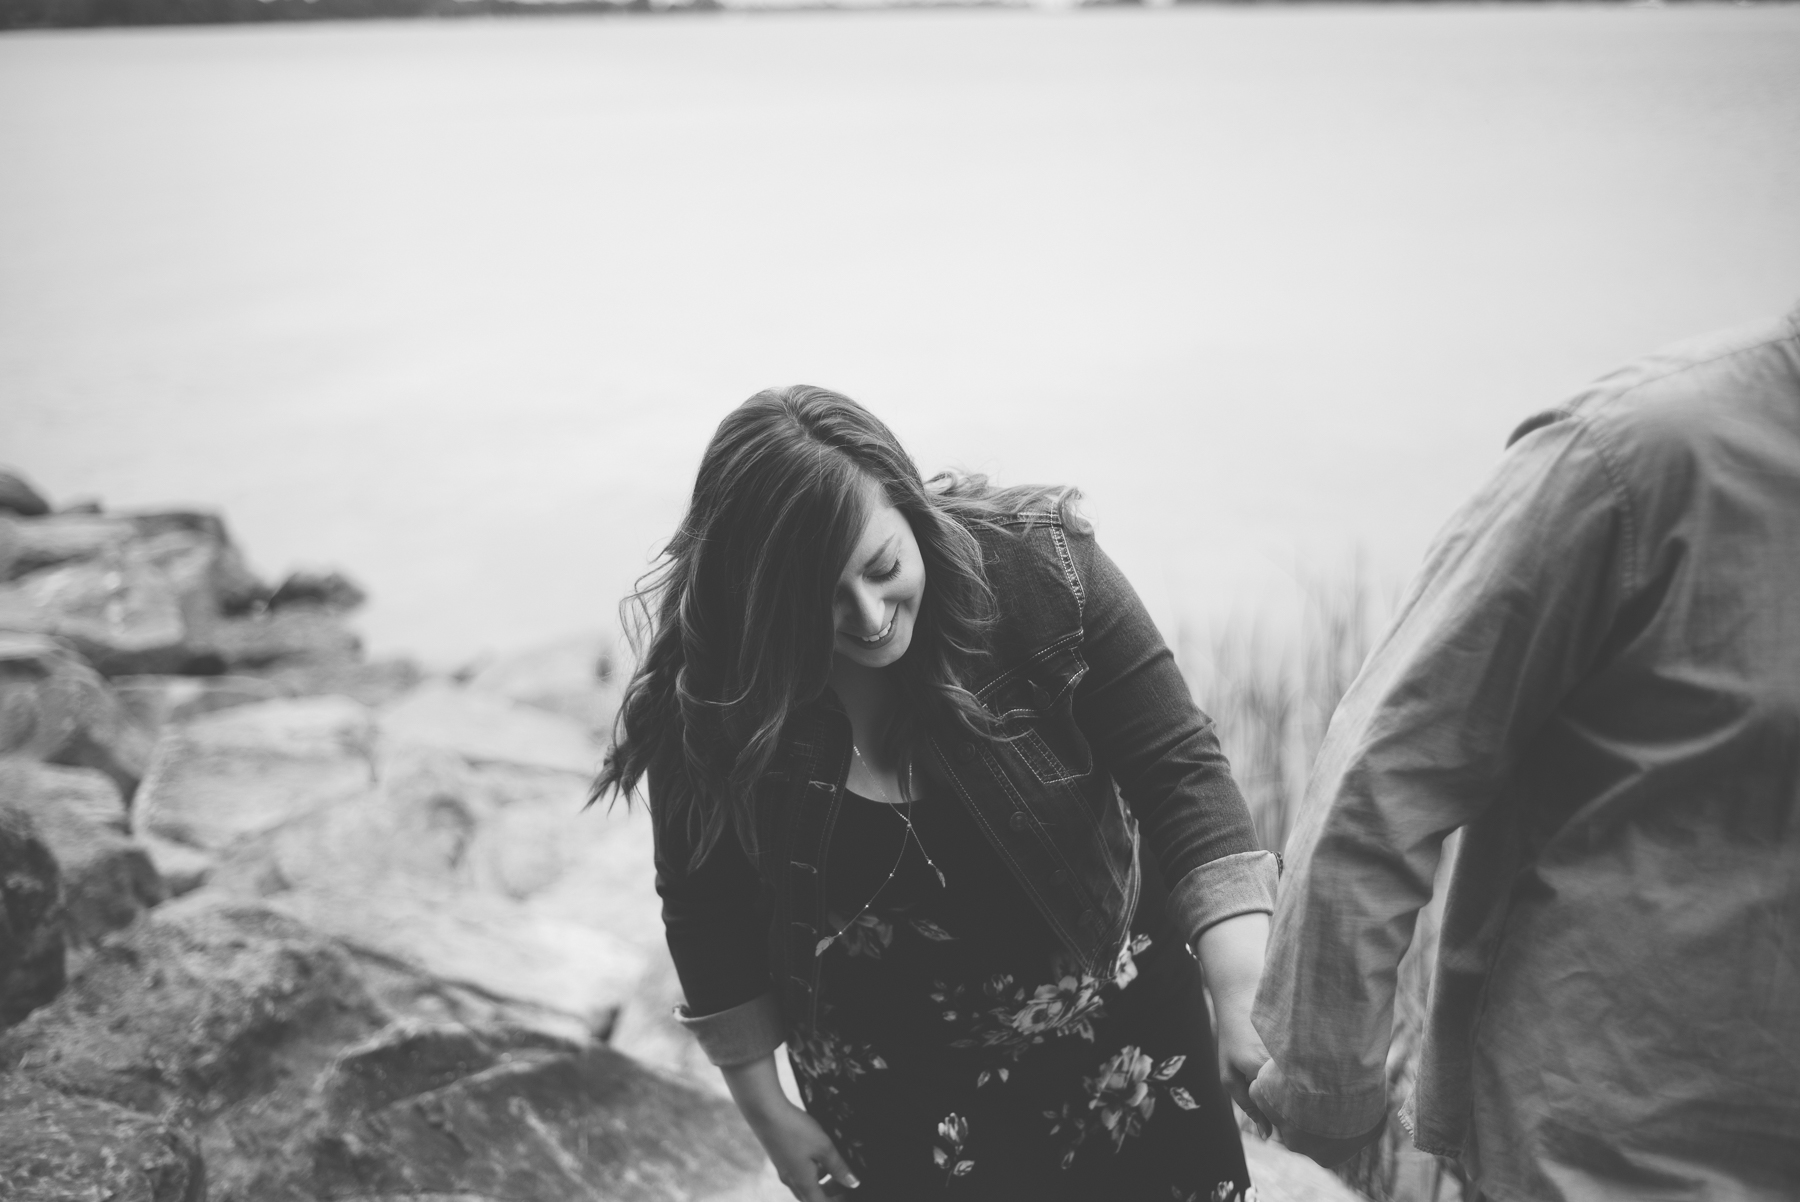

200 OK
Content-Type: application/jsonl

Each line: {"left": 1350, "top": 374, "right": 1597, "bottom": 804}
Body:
{"left": 654, "top": 513, "right": 1279, "bottom": 1067}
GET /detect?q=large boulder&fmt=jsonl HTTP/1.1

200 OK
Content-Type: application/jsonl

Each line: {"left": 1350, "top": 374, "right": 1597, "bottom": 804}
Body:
{"left": 0, "top": 513, "right": 268, "bottom": 676}
{"left": 0, "top": 801, "right": 64, "bottom": 1029}
{"left": 0, "top": 760, "right": 165, "bottom": 947}
{"left": 308, "top": 1031, "right": 766, "bottom": 1202}
{"left": 0, "top": 1075, "right": 205, "bottom": 1202}
{"left": 0, "top": 469, "right": 51, "bottom": 518}
{"left": 205, "top": 748, "right": 649, "bottom": 1037}
{"left": 0, "top": 900, "right": 778, "bottom": 1202}
{"left": 133, "top": 695, "right": 377, "bottom": 853}
{"left": 0, "top": 632, "right": 153, "bottom": 799}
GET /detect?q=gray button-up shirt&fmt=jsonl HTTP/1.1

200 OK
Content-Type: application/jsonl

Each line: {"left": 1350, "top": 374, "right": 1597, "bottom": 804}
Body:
{"left": 1253, "top": 303, "right": 1800, "bottom": 1201}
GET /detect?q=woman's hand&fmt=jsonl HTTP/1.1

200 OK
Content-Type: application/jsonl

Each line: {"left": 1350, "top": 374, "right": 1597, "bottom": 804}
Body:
{"left": 1192, "top": 911, "right": 1273, "bottom": 1135}
{"left": 721, "top": 1055, "right": 861, "bottom": 1201}
{"left": 1211, "top": 978, "right": 1273, "bottom": 1136}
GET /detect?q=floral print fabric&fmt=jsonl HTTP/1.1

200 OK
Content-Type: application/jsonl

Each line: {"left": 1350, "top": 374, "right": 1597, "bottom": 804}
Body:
{"left": 786, "top": 792, "right": 1254, "bottom": 1202}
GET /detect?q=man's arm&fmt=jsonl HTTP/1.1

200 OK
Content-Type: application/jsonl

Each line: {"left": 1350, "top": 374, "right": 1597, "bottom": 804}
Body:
{"left": 1250, "top": 412, "right": 1635, "bottom": 1150}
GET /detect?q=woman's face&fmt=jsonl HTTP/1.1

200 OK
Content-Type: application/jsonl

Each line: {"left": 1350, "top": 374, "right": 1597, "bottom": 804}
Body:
{"left": 832, "top": 480, "right": 926, "bottom": 671}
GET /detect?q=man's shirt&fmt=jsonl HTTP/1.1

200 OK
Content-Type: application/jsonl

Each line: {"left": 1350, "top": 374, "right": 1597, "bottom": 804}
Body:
{"left": 1254, "top": 302, "right": 1800, "bottom": 1201}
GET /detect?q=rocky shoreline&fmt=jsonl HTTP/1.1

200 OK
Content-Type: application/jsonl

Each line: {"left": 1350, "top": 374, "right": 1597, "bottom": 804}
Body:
{"left": 0, "top": 467, "right": 1355, "bottom": 1202}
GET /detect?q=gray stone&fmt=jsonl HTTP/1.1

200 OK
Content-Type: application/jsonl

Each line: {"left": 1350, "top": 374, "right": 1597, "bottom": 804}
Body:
{"left": 133, "top": 695, "right": 376, "bottom": 853}
{"left": 0, "top": 513, "right": 271, "bottom": 677}
{"left": 0, "top": 800, "right": 64, "bottom": 1029}
{"left": 203, "top": 608, "right": 362, "bottom": 672}
{"left": 269, "top": 569, "right": 368, "bottom": 613}
{"left": 202, "top": 760, "right": 645, "bottom": 1032}
{"left": 0, "top": 632, "right": 153, "bottom": 799}
{"left": 308, "top": 1041, "right": 766, "bottom": 1202}
{"left": 0, "top": 1075, "right": 204, "bottom": 1202}
{"left": 0, "top": 468, "right": 51, "bottom": 518}
{"left": 112, "top": 672, "right": 293, "bottom": 731}
{"left": 0, "top": 899, "right": 782, "bottom": 1202}
{"left": 0, "top": 760, "right": 165, "bottom": 947}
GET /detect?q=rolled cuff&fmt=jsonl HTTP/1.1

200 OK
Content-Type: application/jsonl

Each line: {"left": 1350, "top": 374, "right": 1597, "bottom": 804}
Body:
{"left": 675, "top": 991, "right": 785, "bottom": 1067}
{"left": 1253, "top": 1056, "right": 1389, "bottom": 1142}
{"left": 1169, "top": 849, "right": 1279, "bottom": 946}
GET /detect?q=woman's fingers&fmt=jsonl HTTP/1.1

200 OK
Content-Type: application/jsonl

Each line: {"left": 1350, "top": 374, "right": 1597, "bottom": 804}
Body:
{"left": 816, "top": 1142, "right": 862, "bottom": 1193}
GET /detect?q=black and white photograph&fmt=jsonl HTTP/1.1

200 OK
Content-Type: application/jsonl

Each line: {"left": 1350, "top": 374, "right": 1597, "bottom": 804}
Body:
{"left": 2, "top": 0, "right": 1798, "bottom": 1199}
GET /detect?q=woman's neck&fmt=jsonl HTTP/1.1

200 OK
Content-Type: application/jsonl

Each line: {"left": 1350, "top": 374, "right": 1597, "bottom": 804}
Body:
{"left": 829, "top": 655, "right": 897, "bottom": 741}
{"left": 829, "top": 656, "right": 906, "bottom": 800}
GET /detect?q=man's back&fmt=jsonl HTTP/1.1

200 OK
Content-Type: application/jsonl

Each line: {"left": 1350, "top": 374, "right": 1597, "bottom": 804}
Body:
{"left": 1253, "top": 304, "right": 1800, "bottom": 1202}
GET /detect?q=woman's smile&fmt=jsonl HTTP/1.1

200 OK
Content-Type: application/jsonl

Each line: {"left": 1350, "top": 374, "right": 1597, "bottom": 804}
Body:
{"left": 843, "top": 610, "right": 896, "bottom": 648}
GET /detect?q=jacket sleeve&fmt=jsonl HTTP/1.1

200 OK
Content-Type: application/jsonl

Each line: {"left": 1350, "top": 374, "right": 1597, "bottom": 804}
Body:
{"left": 1064, "top": 526, "right": 1279, "bottom": 946}
{"left": 650, "top": 762, "right": 784, "bottom": 1066}
{"left": 1250, "top": 414, "right": 1632, "bottom": 1139}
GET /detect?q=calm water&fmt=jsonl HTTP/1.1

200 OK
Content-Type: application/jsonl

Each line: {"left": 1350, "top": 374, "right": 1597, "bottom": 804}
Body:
{"left": 4, "top": 7, "right": 1798, "bottom": 664}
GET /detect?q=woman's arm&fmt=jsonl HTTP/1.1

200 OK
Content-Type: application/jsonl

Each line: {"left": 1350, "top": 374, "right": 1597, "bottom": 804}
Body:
{"left": 1195, "top": 910, "right": 1272, "bottom": 1132}
{"left": 722, "top": 1055, "right": 861, "bottom": 1201}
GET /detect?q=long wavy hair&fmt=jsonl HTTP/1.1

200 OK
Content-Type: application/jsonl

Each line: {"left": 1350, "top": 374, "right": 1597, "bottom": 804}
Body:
{"left": 591, "top": 385, "right": 1080, "bottom": 869}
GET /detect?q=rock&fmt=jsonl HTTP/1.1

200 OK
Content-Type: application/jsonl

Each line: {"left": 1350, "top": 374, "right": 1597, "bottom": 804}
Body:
{"left": 379, "top": 680, "right": 602, "bottom": 776}
{"left": 0, "top": 468, "right": 51, "bottom": 518}
{"left": 0, "top": 801, "right": 65, "bottom": 1029}
{"left": 0, "top": 900, "right": 385, "bottom": 1117}
{"left": 137, "top": 833, "right": 214, "bottom": 898}
{"left": 1, "top": 900, "right": 776, "bottom": 1202}
{"left": 0, "top": 511, "right": 271, "bottom": 676}
{"left": 204, "top": 751, "right": 647, "bottom": 1033}
{"left": 468, "top": 631, "right": 626, "bottom": 738}
{"left": 112, "top": 673, "right": 293, "bottom": 731}
{"left": 133, "top": 696, "right": 376, "bottom": 853}
{"left": 308, "top": 1038, "right": 766, "bottom": 1202}
{"left": 0, "top": 1075, "right": 204, "bottom": 1202}
{"left": 0, "top": 760, "right": 165, "bottom": 947}
{"left": 269, "top": 570, "right": 368, "bottom": 613}
{"left": 0, "top": 631, "right": 153, "bottom": 800}
{"left": 203, "top": 608, "right": 362, "bottom": 672}
{"left": 0, "top": 512, "right": 134, "bottom": 581}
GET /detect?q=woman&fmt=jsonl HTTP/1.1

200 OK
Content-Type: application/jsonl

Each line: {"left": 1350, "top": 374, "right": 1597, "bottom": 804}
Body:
{"left": 595, "top": 387, "right": 1276, "bottom": 1202}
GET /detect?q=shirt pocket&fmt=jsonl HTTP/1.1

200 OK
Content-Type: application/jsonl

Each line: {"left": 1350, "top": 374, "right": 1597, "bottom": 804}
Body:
{"left": 979, "top": 645, "right": 1092, "bottom": 785}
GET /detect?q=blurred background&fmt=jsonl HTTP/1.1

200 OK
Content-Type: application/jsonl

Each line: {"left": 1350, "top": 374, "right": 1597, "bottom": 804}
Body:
{"left": 3, "top": 7, "right": 1798, "bottom": 1201}
{"left": 6, "top": 5, "right": 1798, "bottom": 670}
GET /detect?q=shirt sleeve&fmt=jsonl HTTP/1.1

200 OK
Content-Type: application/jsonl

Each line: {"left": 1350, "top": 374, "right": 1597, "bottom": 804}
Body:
{"left": 1251, "top": 413, "right": 1634, "bottom": 1139}
{"left": 650, "top": 763, "right": 785, "bottom": 1066}
{"left": 1064, "top": 527, "right": 1280, "bottom": 946}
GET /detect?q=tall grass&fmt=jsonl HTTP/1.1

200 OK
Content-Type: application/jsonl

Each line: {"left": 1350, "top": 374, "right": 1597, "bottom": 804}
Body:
{"left": 1178, "top": 559, "right": 1466, "bottom": 1202}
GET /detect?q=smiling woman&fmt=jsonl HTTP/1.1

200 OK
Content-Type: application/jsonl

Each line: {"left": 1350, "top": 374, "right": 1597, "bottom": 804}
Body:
{"left": 593, "top": 386, "right": 1278, "bottom": 1201}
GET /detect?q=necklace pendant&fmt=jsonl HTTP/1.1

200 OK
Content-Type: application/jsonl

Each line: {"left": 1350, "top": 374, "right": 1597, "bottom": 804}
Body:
{"left": 815, "top": 936, "right": 836, "bottom": 958}
{"left": 934, "top": 866, "right": 947, "bottom": 889}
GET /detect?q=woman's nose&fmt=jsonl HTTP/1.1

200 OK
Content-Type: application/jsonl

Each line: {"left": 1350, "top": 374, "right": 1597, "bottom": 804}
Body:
{"left": 844, "top": 584, "right": 885, "bottom": 634}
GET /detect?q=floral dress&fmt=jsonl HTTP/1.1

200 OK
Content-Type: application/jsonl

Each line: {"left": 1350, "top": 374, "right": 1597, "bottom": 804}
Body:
{"left": 786, "top": 787, "right": 1255, "bottom": 1202}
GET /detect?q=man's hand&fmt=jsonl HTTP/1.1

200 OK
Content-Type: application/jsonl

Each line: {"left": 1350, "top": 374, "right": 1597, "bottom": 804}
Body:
{"left": 1247, "top": 1062, "right": 1386, "bottom": 1169}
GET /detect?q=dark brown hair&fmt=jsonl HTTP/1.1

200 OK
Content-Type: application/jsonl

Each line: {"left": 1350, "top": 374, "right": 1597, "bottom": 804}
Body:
{"left": 591, "top": 385, "right": 1078, "bottom": 868}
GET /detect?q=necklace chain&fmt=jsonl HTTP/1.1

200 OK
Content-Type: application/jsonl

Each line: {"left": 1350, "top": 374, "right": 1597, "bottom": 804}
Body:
{"left": 813, "top": 743, "right": 948, "bottom": 959}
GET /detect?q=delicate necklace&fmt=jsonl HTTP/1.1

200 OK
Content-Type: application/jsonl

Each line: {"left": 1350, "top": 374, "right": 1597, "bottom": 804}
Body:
{"left": 813, "top": 744, "right": 947, "bottom": 960}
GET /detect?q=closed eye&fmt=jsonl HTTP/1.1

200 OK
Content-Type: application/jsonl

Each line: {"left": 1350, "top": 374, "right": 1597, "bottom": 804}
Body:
{"left": 868, "top": 559, "right": 902, "bottom": 583}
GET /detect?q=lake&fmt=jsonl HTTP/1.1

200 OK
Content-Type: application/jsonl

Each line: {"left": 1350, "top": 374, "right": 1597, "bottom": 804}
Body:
{"left": 3, "top": 5, "right": 1798, "bottom": 666}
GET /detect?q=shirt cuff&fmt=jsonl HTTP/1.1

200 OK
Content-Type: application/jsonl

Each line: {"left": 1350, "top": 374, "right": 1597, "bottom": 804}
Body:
{"left": 1253, "top": 1056, "right": 1389, "bottom": 1141}
{"left": 1170, "top": 849, "right": 1279, "bottom": 946}
{"left": 674, "top": 991, "right": 785, "bottom": 1067}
